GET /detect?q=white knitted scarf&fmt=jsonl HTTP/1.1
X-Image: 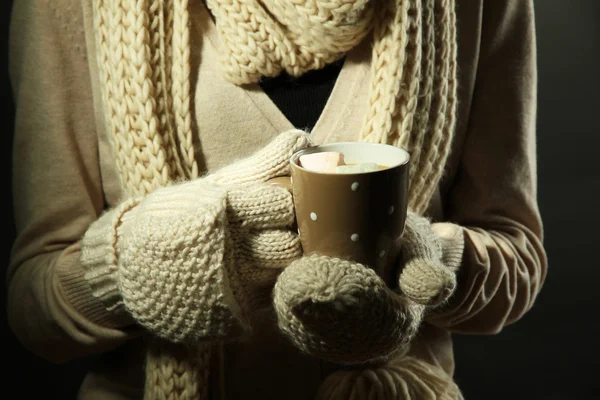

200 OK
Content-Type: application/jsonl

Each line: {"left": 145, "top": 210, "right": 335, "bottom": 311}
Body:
{"left": 205, "top": 0, "right": 375, "bottom": 84}
{"left": 93, "top": 0, "right": 458, "bottom": 398}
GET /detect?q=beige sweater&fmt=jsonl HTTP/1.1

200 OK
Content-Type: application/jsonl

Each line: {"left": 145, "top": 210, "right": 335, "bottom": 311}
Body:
{"left": 7, "top": 0, "right": 546, "bottom": 398}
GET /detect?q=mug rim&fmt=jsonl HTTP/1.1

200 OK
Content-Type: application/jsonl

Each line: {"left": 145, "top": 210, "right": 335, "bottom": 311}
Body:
{"left": 290, "top": 142, "right": 410, "bottom": 175}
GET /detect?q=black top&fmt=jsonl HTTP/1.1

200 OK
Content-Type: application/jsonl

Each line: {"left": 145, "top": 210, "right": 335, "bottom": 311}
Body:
{"left": 258, "top": 58, "right": 345, "bottom": 131}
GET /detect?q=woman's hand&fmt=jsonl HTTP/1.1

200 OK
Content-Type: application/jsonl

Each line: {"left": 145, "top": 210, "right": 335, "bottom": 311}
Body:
{"left": 82, "top": 130, "right": 312, "bottom": 344}
{"left": 398, "top": 212, "right": 460, "bottom": 307}
{"left": 272, "top": 211, "right": 463, "bottom": 365}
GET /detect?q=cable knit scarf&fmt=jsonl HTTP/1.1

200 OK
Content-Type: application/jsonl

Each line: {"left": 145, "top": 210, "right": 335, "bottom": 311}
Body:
{"left": 205, "top": 0, "right": 375, "bottom": 84}
{"left": 93, "top": 0, "right": 458, "bottom": 398}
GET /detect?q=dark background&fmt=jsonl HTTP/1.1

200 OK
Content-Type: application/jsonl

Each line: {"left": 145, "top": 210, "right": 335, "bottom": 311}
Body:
{"left": 1, "top": 1, "right": 598, "bottom": 399}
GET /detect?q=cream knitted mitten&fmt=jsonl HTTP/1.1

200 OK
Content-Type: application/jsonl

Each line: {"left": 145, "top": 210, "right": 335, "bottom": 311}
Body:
{"left": 81, "top": 130, "right": 312, "bottom": 343}
{"left": 273, "top": 211, "right": 461, "bottom": 365}
{"left": 274, "top": 255, "right": 424, "bottom": 365}
{"left": 398, "top": 212, "right": 459, "bottom": 306}
{"left": 273, "top": 211, "right": 464, "bottom": 399}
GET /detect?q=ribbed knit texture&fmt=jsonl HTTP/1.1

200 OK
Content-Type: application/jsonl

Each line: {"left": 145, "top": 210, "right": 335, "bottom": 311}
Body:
{"left": 94, "top": 0, "right": 198, "bottom": 199}
{"left": 56, "top": 252, "right": 135, "bottom": 329}
{"left": 81, "top": 198, "right": 140, "bottom": 317}
{"left": 360, "top": 0, "right": 458, "bottom": 217}
{"left": 144, "top": 340, "right": 211, "bottom": 400}
{"left": 89, "top": 0, "right": 460, "bottom": 398}
{"left": 316, "top": 349, "right": 462, "bottom": 400}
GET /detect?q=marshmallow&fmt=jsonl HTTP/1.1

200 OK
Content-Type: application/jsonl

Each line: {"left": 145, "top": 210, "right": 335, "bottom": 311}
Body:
{"left": 299, "top": 152, "right": 345, "bottom": 173}
{"left": 335, "top": 162, "right": 380, "bottom": 174}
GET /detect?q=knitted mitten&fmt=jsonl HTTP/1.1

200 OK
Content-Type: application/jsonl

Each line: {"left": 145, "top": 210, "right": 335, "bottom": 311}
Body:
{"left": 273, "top": 210, "right": 465, "bottom": 399}
{"left": 398, "top": 212, "right": 462, "bottom": 307}
{"left": 274, "top": 255, "right": 425, "bottom": 365}
{"left": 81, "top": 130, "right": 312, "bottom": 343}
{"left": 273, "top": 211, "right": 459, "bottom": 364}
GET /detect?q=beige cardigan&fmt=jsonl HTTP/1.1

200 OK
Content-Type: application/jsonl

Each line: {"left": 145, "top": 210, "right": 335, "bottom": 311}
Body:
{"left": 7, "top": 0, "right": 546, "bottom": 398}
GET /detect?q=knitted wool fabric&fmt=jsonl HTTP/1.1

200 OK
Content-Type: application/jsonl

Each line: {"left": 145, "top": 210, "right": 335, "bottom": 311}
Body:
{"left": 109, "top": 173, "right": 302, "bottom": 342}
{"left": 204, "top": 0, "right": 375, "bottom": 84}
{"left": 398, "top": 212, "right": 458, "bottom": 306}
{"left": 94, "top": 0, "right": 208, "bottom": 395}
{"left": 273, "top": 254, "right": 427, "bottom": 365}
{"left": 316, "top": 347, "right": 462, "bottom": 400}
{"left": 80, "top": 130, "right": 309, "bottom": 399}
{"left": 91, "top": 0, "right": 458, "bottom": 399}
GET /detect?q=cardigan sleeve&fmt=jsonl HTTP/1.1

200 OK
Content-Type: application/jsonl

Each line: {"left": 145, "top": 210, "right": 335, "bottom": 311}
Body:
{"left": 427, "top": 0, "right": 548, "bottom": 333}
{"left": 6, "top": 0, "right": 141, "bottom": 364}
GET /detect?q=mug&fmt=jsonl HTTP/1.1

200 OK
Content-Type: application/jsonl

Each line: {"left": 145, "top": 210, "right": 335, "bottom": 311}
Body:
{"left": 272, "top": 142, "right": 410, "bottom": 282}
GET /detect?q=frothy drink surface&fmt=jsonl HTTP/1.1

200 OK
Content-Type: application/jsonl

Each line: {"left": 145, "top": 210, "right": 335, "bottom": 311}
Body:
{"left": 299, "top": 152, "right": 387, "bottom": 173}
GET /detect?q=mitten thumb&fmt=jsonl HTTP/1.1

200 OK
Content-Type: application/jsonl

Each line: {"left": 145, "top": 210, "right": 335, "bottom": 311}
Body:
{"left": 398, "top": 212, "right": 456, "bottom": 307}
{"left": 205, "top": 129, "right": 312, "bottom": 186}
